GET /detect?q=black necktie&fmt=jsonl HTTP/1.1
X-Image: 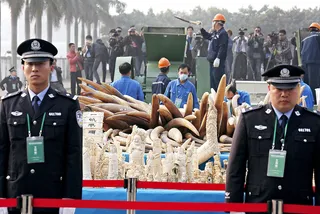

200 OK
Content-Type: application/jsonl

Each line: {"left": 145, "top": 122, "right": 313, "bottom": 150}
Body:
{"left": 32, "top": 96, "right": 40, "bottom": 113}
{"left": 280, "top": 114, "right": 288, "bottom": 131}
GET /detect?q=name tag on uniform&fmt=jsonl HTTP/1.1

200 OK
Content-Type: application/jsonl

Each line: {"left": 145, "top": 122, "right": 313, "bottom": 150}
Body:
{"left": 174, "top": 98, "right": 182, "bottom": 108}
{"left": 12, "top": 83, "right": 16, "bottom": 90}
{"left": 49, "top": 112, "right": 61, "bottom": 116}
{"left": 267, "top": 150, "right": 286, "bottom": 178}
{"left": 26, "top": 136, "right": 45, "bottom": 164}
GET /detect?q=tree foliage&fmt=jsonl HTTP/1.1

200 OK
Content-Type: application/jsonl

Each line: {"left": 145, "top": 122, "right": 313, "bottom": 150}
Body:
{"left": 102, "top": 5, "right": 320, "bottom": 37}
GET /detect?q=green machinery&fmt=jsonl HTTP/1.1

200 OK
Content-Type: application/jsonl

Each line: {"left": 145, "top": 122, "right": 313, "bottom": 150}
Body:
{"left": 295, "top": 28, "right": 311, "bottom": 66}
{"left": 114, "top": 26, "right": 211, "bottom": 103}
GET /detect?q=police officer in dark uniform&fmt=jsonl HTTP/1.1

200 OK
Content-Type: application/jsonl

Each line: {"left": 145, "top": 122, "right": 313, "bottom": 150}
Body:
{"left": 0, "top": 39, "right": 82, "bottom": 214}
{"left": 226, "top": 65, "right": 320, "bottom": 214}
{"left": 0, "top": 67, "right": 23, "bottom": 94}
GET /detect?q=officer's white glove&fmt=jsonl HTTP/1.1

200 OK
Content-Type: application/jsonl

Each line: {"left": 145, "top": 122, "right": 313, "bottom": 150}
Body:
{"left": 230, "top": 212, "right": 245, "bottom": 214}
{"left": 213, "top": 58, "right": 220, "bottom": 67}
{"left": 0, "top": 207, "right": 8, "bottom": 214}
{"left": 59, "top": 208, "right": 75, "bottom": 214}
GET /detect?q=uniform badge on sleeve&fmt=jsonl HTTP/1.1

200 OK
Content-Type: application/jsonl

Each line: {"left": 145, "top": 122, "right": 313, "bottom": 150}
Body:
{"left": 76, "top": 110, "right": 83, "bottom": 128}
{"left": 225, "top": 192, "right": 230, "bottom": 199}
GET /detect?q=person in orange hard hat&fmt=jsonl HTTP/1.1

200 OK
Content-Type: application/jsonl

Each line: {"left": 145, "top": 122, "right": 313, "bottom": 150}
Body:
{"left": 309, "top": 22, "right": 320, "bottom": 30}
{"left": 301, "top": 22, "right": 320, "bottom": 101}
{"left": 200, "top": 13, "right": 229, "bottom": 91}
{"left": 152, "top": 57, "right": 172, "bottom": 94}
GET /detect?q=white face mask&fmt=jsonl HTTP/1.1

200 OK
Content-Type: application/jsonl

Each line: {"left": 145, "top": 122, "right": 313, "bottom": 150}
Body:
{"left": 179, "top": 74, "right": 188, "bottom": 81}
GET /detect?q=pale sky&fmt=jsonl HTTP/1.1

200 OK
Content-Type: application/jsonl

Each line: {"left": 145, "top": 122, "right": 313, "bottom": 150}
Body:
{"left": 1, "top": 0, "right": 319, "bottom": 56}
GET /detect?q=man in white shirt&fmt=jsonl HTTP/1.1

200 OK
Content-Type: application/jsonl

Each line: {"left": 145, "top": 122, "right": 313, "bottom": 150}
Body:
{"left": 232, "top": 28, "right": 248, "bottom": 80}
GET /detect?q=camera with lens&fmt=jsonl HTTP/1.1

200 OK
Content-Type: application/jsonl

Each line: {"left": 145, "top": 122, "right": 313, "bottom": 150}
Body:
{"left": 239, "top": 27, "right": 247, "bottom": 36}
{"left": 112, "top": 32, "right": 119, "bottom": 37}
{"left": 193, "top": 32, "right": 203, "bottom": 41}
{"left": 268, "top": 31, "right": 279, "bottom": 44}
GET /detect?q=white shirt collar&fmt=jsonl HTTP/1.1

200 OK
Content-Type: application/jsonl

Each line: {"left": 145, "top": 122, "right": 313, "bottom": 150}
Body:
{"left": 272, "top": 105, "right": 294, "bottom": 120}
{"left": 28, "top": 85, "right": 50, "bottom": 102}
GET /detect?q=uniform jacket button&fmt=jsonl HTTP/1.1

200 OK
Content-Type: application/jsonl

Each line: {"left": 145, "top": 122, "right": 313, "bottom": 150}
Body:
{"left": 30, "top": 169, "right": 35, "bottom": 174}
{"left": 258, "top": 136, "right": 262, "bottom": 139}
{"left": 249, "top": 192, "right": 252, "bottom": 196}
{"left": 53, "top": 122, "right": 57, "bottom": 126}
{"left": 60, "top": 176, "right": 63, "bottom": 181}
{"left": 6, "top": 175, "right": 10, "bottom": 180}
{"left": 13, "top": 121, "right": 17, "bottom": 125}
{"left": 278, "top": 185, "right": 282, "bottom": 190}
{"left": 33, "top": 121, "right": 37, "bottom": 125}
{"left": 304, "top": 139, "right": 307, "bottom": 142}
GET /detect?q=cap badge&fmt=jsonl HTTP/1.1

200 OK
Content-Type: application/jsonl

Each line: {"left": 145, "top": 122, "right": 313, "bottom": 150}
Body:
{"left": 31, "top": 40, "right": 41, "bottom": 51}
{"left": 280, "top": 68, "right": 290, "bottom": 78}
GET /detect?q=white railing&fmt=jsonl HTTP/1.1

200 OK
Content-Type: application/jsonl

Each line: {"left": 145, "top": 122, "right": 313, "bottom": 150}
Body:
{"left": 0, "top": 57, "right": 70, "bottom": 81}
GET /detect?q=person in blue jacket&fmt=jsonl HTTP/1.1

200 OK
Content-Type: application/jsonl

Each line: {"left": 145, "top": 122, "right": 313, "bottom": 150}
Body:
{"left": 164, "top": 64, "right": 199, "bottom": 109}
{"left": 300, "top": 75, "right": 314, "bottom": 109}
{"left": 301, "top": 22, "right": 320, "bottom": 101}
{"left": 225, "top": 85, "right": 251, "bottom": 106}
{"left": 111, "top": 62, "right": 144, "bottom": 101}
{"left": 200, "top": 13, "right": 228, "bottom": 91}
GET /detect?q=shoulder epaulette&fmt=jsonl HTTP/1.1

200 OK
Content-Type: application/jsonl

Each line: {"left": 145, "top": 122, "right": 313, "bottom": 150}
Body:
{"left": 1, "top": 91, "right": 22, "bottom": 100}
{"left": 242, "top": 105, "right": 263, "bottom": 114}
{"left": 302, "top": 107, "right": 320, "bottom": 117}
{"left": 56, "top": 92, "right": 78, "bottom": 101}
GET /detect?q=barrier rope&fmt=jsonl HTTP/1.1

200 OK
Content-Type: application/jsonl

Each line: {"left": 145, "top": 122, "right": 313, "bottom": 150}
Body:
{"left": 33, "top": 199, "right": 268, "bottom": 212}
{"left": 32, "top": 199, "right": 320, "bottom": 213}
{"left": 0, "top": 180, "right": 318, "bottom": 213}
{"left": 82, "top": 180, "right": 315, "bottom": 192}
{"left": 83, "top": 180, "right": 124, "bottom": 188}
{"left": 0, "top": 199, "right": 16, "bottom": 207}
{"left": 1, "top": 196, "right": 320, "bottom": 213}
{"left": 137, "top": 181, "right": 226, "bottom": 191}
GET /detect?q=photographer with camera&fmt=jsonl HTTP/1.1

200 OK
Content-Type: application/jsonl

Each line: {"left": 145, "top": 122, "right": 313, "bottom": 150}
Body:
{"left": 232, "top": 28, "right": 248, "bottom": 80}
{"left": 109, "top": 28, "right": 124, "bottom": 82}
{"left": 247, "top": 26, "right": 264, "bottom": 80}
{"left": 67, "top": 43, "right": 83, "bottom": 95}
{"left": 263, "top": 32, "right": 278, "bottom": 71}
{"left": 123, "top": 26, "right": 144, "bottom": 76}
{"left": 274, "top": 29, "right": 292, "bottom": 65}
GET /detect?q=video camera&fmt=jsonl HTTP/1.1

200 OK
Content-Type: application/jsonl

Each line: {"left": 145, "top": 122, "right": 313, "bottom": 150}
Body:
{"left": 193, "top": 32, "right": 203, "bottom": 40}
{"left": 192, "top": 32, "right": 208, "bottom": 57}
{"left": 268, "top": 31, "right": 279, "bottom": 45}
{"left": 239, "top": 27, "right": 247, "bottom": 36}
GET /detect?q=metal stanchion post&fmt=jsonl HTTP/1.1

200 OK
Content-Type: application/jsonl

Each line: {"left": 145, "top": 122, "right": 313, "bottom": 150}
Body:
{"left": 126, "top": 178, "right": 137, "bottom": 214}
{"left": 26, "top": 195, "right": 33, "bottom": 214}
{"left": 20, "top": 195, "right": 27, "bottom": 214}
{"left": 20, "top": 195, "right": 33, "bottom": 214}
{"left": 268, "top": 199, "right": 283, "bottom": 214}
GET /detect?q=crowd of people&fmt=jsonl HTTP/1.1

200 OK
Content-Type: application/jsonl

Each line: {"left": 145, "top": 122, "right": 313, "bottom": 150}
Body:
{"left": 1, "top": 13, "right": 320, "bottom": 214}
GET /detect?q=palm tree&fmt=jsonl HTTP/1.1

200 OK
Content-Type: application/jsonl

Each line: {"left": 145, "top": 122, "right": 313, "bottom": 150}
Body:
{"left": 78, "top": 0, "right": 126, "bottom": 41}
{"left": 56, "top": 0, "right": 78, "bottom": 51}
{"left": 3, "top": 0, "right": 25, "bottom": 69}
{"left": 46, "top": 0, "right": 63, "bottom": 42}
{"left": 25, "top": 0, "right": 30, "bottom": 39}
{"left": 29, "top": 0, "right": 45, "bottom": 38}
